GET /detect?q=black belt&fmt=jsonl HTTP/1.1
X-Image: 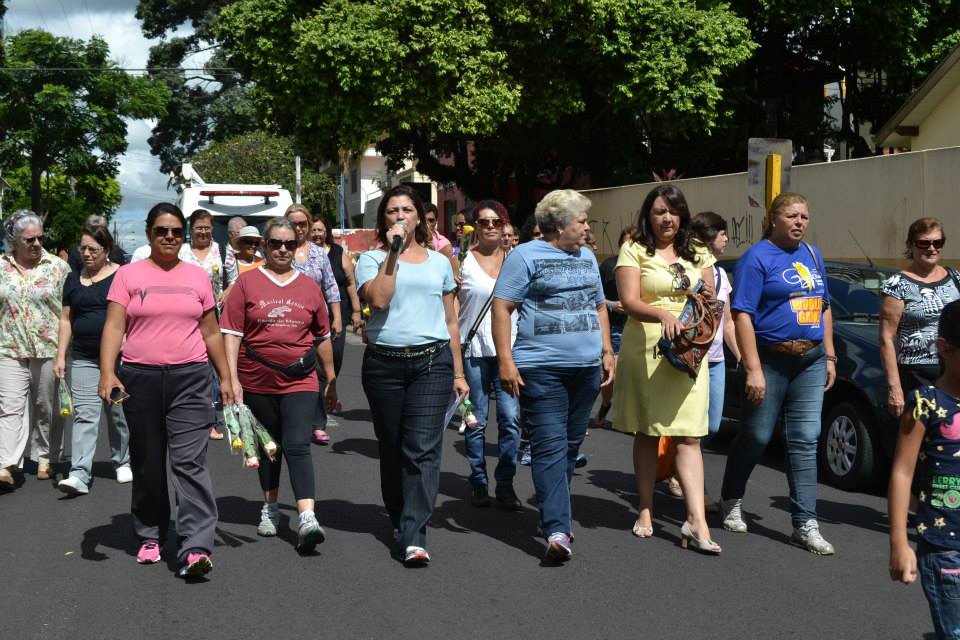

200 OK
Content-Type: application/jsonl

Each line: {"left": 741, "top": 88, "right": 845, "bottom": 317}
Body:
{"left": 121, "top": 360, "right": 208, "bottom": 371}
{"left": 367, "top": 340, "right": 449, "bottom": 359}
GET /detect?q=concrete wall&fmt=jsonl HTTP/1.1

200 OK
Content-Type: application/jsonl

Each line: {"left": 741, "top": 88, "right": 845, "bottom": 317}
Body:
{"left": 583, "top": 146, "right": 960, "bottom": 266}
{"left": 915, "top": 81, "right": 960, "bottom": 151}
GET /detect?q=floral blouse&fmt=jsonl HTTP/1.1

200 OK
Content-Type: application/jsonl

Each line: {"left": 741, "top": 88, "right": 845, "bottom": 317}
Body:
{"left": 179, "top": 241, "right": 224, "bottom": 299}
{"left": 294, "top": 243, "right": 341, "bottom": 303}
{"left": 0, "top": 251, "right": 70, "bottom": 359}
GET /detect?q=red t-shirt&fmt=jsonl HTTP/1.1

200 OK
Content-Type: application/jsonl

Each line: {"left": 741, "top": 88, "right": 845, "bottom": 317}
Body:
{"left": 107, "top": 260, "right": 214, "bottom": 365}
{"left": 220, "top": 267, "right": 330, "bottom": 394}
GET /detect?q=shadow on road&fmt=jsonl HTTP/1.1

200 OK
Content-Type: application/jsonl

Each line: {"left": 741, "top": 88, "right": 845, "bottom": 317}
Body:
{"left": 81, "top": 513, "right": 135, "bottom": 561}
{"left": 330, "top": 437, "right": 380, "bottom": 458}
{"left": 769, "top": 496, "right": 890, "bottom": 535}
{"left": 314, "top": 498, "right": 395, "bottom": 552}
{"left": 338, "top": 408, "right": 373, "bottom": 423}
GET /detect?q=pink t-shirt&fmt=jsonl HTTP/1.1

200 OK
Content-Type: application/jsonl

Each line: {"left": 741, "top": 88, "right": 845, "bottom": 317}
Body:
{"left": 107, "top": 260, "right": 215, "bottom": 365}
{"left": 432, "top": 230, "right": 451, "bottom": 253}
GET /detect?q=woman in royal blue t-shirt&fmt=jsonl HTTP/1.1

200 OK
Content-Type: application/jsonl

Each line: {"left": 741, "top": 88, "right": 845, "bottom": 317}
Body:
{"left": 719, "top": 192, "right": 838, "bottom": 555}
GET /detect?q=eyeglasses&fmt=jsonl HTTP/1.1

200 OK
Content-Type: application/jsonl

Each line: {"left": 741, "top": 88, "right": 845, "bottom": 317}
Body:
{"left": 22, "top": 235, "right": 44, "bottom": 245}
{"left": 78, "top": 245, "right": 103, "bottom": 254}
{"left": 267, "top": 239, "right": 298, "bottom": 251}
{"left": 238, "top": 238, "right": 260, "bottom": 246}
{"left": 152, "top": 226, "right": 184, "bottom": 239}
{"left": 668, "top": 263, "right": 691, "bottom": 291}
{"left": 914, "top": 239, "right": 945, "bottom": 250}
{"left": 476, "top": 218, "right": 504, "bottom": 229}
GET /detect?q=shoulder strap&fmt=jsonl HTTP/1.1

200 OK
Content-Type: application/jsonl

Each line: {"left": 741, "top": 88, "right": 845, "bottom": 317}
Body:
{"left": 461, "top": 250, "right": 507, "bottom": 356}
{"left": 802, "top": 242, "right": 823, "bottom": 274}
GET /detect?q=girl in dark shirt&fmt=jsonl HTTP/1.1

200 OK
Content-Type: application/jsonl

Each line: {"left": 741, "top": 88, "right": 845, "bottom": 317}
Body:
{"left": 54, "top": 224, "right": 130, "bottom": 495}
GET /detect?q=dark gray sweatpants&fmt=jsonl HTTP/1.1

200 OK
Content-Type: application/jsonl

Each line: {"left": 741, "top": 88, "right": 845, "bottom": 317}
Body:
{"left": 119, "top": 361, "right": 217, "bottom": 561}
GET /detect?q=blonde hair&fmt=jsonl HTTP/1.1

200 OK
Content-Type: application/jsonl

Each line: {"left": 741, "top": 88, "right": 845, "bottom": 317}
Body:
{"left": 763, "top": 192, "right": 808, "bottom": 239}
{"left": 534, "top": 190, "right": 591, "bottom": 235}
{"left": 284, "top": 203, "right": 311, "bottom": 220}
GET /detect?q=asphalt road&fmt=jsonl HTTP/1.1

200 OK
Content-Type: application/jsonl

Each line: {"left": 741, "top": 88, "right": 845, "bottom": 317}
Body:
{"left": 1, "top": 337, "right": 933, "bottom": 639}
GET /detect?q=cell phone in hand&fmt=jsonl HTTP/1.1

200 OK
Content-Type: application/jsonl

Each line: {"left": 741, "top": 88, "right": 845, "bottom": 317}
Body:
{"left": 109, "top": 387, "right": 130, "bottom": 404}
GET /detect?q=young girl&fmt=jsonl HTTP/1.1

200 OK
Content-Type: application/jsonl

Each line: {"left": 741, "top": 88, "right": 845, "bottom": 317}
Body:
{"left": 889, "top": 299, "right": 960, "bottom": 639}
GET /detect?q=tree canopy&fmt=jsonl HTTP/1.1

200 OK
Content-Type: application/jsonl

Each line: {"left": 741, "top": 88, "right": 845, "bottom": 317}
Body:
{"left": 191, "top": 131, "right": 337, "bottom": 218}
{"left": 0, "top": 29, "right": 167, "bottom": 221}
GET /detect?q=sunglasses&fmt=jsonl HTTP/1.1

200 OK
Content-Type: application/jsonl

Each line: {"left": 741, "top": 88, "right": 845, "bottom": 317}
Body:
{"left": 476, "top": 218, "right": 504, "bottom": 229}
{"left": 239, "top": 238, "right": 260, "bottom": 246}
{"left": 152, "top": 226, "right": 184, "bottom": 239}
{"left": 22, "top": 235, "right": 44, "bottom": 245}
{"left": 914, "top": 239, "right": 945, "bottom": 250}
{"left": 267, "top": 239, "right": 298, "bottom": 251}
{"left": 668, "top": 263, "right": 691, "bottom": 291}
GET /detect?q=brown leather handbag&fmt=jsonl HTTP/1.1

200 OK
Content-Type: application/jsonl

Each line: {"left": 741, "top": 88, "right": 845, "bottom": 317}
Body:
{"left": 654, "top": 280, "right": 724, "bottom": 379}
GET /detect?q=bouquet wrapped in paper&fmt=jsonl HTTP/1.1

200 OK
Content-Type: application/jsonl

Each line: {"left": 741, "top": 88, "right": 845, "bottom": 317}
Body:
{"left": 223, "top": 405, "right": 243, "bottom": 455}
{"left": 58, "top": 380, "right": 73, "bottom": 417}
{"left": 224, "top": 404, "right": 279, "bottom": 468}
{"left": 456, "top": 397, "right": 478, "bottom": 428}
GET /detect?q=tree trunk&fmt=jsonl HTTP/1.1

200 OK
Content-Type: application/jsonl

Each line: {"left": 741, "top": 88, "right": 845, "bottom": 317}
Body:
{"left": 30, "top": 161, "right": 43, "bottom": 216}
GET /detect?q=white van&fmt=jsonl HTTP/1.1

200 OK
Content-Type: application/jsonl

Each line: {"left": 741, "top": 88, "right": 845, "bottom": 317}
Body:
{"left": 173, "top": 164, "right": 294, "bottom": 252}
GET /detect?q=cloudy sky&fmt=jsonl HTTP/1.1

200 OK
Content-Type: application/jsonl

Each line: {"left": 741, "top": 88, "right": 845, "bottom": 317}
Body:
{"left": 5, "top": 0, "right": 204, "bottom": 247}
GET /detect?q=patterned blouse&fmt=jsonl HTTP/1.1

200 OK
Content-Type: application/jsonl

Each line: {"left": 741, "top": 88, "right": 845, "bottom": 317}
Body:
{"left": 179, "top": 241, "right": 224, "bottom": 299}
{"left": 294, "top": 243, "right": 341, "bottom": 303}
{"left": 882, "top": 269, "right": 960, "bottom": 365}
{"left": 0, "top": 251, "right": 70, "bottom": 359}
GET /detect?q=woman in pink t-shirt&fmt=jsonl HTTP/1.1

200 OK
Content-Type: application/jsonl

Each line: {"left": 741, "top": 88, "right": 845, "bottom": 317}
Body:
{"left": 99, "top": 202, "right": 235, "bottom": 580}
{"left": 221, "top": 217, "right": 338, "bottom": 553}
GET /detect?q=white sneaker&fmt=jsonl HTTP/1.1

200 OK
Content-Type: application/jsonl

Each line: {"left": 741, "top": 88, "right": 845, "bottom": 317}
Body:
{"left": 721, "top": 498, "right": 748, "bottom": 533}
{"left": 58, "top": 476, "right": 89, "bottom": 496}
{"left": 792, "top": 519, "right": 835, "bottom": 555}
{"left": 258, "top": 503, "right": 279, "bottom": 537}
{"left": 115, "top": 466, "right": 133, "bottom": 484}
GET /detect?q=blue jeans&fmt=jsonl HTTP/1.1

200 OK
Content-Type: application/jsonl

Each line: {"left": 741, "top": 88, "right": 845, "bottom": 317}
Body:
{"left": 706, "top": 360, "right": 726, "bottom": 441}
{"left": 721, "top": 343, "right": 826, "bottom": 528}
{"left": 919, "top": 540, "right": 960, "bottom": 639}
{"left": 519, "top": 365, "right": 600, "bottom": 540}
{"left": 463, "top": 357, "right": 520, "bottom": 489}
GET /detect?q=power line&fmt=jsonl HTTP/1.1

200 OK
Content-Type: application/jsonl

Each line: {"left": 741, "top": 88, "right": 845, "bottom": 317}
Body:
{"left": 55, "top": 0, "right": 74, "bottom": 38}
{"left": 80, "top": 0, "right": 96, "bottom": 35}
{"left": 0, "top": 67, "right": 237, "bottom": 73}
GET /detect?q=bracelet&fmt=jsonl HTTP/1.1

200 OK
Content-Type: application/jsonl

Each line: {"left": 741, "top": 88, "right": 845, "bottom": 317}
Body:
{"left": 453, "top": 373, "right": 466, "bottom": 380}
{"left": 602, "top": 350, "right": 614, "bottom": 357}
{"left": 825, "top": 355, "right": 837, "bottom": 363}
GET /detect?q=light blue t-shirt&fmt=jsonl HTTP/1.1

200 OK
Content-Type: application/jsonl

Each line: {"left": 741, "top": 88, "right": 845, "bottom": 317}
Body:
{"left": 355, "top": 249, "right": 456, "bottom": 347}
{"left": 493, "top": 239, "right": 605, "bottom": 368}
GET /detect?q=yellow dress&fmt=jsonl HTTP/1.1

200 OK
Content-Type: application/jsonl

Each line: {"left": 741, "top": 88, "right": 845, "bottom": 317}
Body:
{"left": 612, "top": 241, "right": 716, "bottom": 437}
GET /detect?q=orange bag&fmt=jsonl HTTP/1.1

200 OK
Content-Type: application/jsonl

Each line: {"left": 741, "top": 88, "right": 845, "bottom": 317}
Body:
{"left": 655, "top": 436, "right": 677, "bottom": 481}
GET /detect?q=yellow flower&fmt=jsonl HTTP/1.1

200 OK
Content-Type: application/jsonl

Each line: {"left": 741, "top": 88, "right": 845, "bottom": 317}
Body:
{"left": 462, "top": 225, "right": 475, "bottom": 235}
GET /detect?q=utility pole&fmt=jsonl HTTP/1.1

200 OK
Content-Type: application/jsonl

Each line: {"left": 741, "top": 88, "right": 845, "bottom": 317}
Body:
{"left": 295, "top": 156, "right": 302, "bottom": 204}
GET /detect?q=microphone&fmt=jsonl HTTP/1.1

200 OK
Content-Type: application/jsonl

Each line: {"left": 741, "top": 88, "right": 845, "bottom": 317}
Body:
{"left": 390, "top": 219, "right": 406, "bottom": 253}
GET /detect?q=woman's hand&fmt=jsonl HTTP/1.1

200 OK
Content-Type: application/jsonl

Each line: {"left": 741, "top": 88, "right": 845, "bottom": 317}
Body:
{"left": 745, "top": 367, "right": 766, "bottom": 406}
{"left": 700, "top": 280, "right": 716, "bottom": 300}
{"left": 659, "top": 309, "right": 683, "bottom": 341}
{"left": 324, "top": 379, "right": 338, "bottom": 413}
{"left": 231, "top": 378, "right": 244, "bottom": 407}
{"left": 887, "top": 384, "right": 905, "bottom": 417}
{"left": 600, "top": 352, "right": 616, "bottom": 388}
{"left": 54, "top": 357, "right": 67, "bottom": 380}
{"left": 350, "top": 310, "right": 364, "bottom": 332}
{"left": 499, "top": 361, "right": 525, "bottom": 397}
{"left": 825, "top": 359, "right": 837, "bottom": 392}
{"left": 98, "top": 371, "right": 125, "bottom": 404}
{"left": 220, "top": 377, "right": 236, "bottom": 406}
{"left": 387, "top": 221, "right": 407, "bottom": 248}
{"left": 889, "top": 542, "right": 918, "bottom": 584}
{"left": 611, "top": 301, "right": 626, "bottom": 315}
{"left": 453, "top": 375, "right": 470, "bottom": 399}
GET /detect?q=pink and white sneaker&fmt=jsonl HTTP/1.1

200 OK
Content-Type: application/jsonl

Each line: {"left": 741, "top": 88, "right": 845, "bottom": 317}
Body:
{"left": 137, "top": 540, "right": 162, "bottom": 564}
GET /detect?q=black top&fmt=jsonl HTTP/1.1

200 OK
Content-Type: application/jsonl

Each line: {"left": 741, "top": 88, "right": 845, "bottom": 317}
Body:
{"left": 68, "top": 246, "right": 127, "bottom": 273}
{"left": 599, "top": 255, "right": 625, "bottom": 330}
{"left": 62, "top": 270, "right": 117, "bottom": 359}
{"left": 328, "top": 242, "right": 352, "bottom": 315}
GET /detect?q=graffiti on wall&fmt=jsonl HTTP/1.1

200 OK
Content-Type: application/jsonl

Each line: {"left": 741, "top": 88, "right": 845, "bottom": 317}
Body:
{"left": 729, "top": 213, "right": 756, "bottom": 248}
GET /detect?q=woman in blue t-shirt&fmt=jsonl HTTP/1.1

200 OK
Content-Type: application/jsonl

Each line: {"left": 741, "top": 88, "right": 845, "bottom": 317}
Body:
{"left": 355, "top": 185, "right": 470, "bottom": 567}
{"left": 719, "top": 192, "right": 838, "bottom": 555}
{"left": 493, "top": 189, "right": 616, "bottom": 563}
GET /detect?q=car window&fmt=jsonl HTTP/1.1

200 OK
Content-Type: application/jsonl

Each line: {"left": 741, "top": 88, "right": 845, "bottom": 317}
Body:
{"left": 825, "top": 266, "right": 895, "bottom": 320}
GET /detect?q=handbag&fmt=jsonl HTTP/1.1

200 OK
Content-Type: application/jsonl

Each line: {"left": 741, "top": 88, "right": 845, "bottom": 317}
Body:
{"left": 654, "top": 280, "right": 723, "bottom": 379}
{"left": 655, "top": 436, "right": 677, "bottom": 481}
{"left": 244, "top": 339, "right": 320, "bottom": 378}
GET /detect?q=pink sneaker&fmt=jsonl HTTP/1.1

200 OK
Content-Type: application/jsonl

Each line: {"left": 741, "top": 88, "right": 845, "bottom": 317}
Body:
{"left": 137, "top": 540, "right": 162, "bottom": 564}
{"left": 177, "top": 551, "right": 213, "bottom": 578}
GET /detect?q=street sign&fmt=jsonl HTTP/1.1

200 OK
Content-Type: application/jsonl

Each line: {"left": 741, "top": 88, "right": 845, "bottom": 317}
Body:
{"left": 747, "top": 138, "right": 793, "bottom": 209}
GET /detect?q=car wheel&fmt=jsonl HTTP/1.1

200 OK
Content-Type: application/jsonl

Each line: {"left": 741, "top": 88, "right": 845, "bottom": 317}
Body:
{"left": 819, "top": 401, "right": 876, "bottom": 490}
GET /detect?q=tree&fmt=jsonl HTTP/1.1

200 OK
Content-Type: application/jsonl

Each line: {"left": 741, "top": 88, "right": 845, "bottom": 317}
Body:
{"left": 191, "top": 131, "right": 337, "bottom": 218}
{"left": 135, "top": 0, "right": 259, "bottom": 174}
{"left": 0, "top": 29, "right": 167, "bottom": 218}
{"left": 214, "top": 0, "right": 755, "bottom": 214}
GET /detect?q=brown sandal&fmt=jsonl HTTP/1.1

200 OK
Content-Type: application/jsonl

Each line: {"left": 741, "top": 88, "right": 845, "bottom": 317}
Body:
{"left": 37, "top": 464, "right": 51, "bottom": 480}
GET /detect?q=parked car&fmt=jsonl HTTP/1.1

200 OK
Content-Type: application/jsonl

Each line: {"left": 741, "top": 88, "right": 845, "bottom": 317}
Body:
{"left": 719, "top": 260, "right": 899, "bottom": 491}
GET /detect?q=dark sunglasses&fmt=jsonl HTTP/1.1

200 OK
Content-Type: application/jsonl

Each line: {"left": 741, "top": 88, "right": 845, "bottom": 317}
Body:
{"left": 669, "top": 262, "right": 691, "bottom": 291}
{"left": 914, "top": 239, "right": 945, "bottom": 250}
{"left": 476, "top": 218, "right": 504, "bottom": 228}
{"left": 22, "top": 235, "right": 44, "bottom": 245}
{"left": 151, "top": 226, "right": 184, "bottom": 239}
{"left": 239, "top": 238, "right": 260, "bottom": 246}
{"left": 267, "top": 239, "right": 298, "bottom": 251}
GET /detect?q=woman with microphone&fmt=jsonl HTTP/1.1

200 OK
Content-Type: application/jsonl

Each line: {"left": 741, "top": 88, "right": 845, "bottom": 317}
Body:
{"left": 355, "top": 185, "right": 469, "bottom": 566}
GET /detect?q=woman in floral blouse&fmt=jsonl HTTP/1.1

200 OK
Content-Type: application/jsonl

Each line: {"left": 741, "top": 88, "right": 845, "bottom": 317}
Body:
{"left": 0, "top": 210, "right": 70, "bottom": 487}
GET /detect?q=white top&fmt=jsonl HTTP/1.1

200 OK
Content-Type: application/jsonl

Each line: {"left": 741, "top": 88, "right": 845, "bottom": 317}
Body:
{"left": 708, "top": 265, "right": 732, "bottom": 363}
{"left": 458, "top": 251, "right": 516, "bottom": 358}
{"left": 130, "top": 244, "right": 151, "bottom": 262}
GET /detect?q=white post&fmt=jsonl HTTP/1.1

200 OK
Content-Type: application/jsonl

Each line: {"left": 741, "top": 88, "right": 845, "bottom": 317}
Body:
{"left": 295, "top": 155, "right": 302, "bottom": 204}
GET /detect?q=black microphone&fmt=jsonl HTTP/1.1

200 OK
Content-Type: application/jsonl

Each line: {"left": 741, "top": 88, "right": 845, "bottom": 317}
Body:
{"left": 390, "top": 220, "right": 406, "bottom": 252}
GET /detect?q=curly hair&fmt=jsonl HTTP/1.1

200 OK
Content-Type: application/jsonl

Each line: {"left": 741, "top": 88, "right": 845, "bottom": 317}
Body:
{"left": 631, "top": 185, "right": 699, "bottom": 264}
{"left": 3, "top": 209, "right": 43, "bottom": 254}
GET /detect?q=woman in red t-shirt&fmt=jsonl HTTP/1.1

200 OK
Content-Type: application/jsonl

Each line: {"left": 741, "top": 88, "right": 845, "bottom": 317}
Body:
{"left": 221, "top": 217, "right": 338, "bottom": 554}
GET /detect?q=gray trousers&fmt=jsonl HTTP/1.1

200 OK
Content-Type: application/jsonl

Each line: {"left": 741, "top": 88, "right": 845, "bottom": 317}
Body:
{"left": 0, "top": 357, "right": 61, "bottom": 468}
{"left": 68, "top": 356, "right": 130, "bottom": 484}
{"left": 119, "top": 361, "right": 217, "bottom": 560}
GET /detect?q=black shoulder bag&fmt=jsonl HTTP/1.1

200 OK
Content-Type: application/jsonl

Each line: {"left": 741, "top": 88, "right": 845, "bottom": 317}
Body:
{"left": 244, "top": 338, "right": 321, "bottom": 378}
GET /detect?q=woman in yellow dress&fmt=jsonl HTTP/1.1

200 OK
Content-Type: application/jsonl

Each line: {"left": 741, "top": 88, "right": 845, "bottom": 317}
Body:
{"left": 613, "top": 184, "right": 720, "bottom": 554}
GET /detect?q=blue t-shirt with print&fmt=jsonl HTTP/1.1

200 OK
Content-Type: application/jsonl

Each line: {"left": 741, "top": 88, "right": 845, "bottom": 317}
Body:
{"left": 911, "top": 385, "right": 960, "bottom": 551}
{"left": 731, "top": 240, "right": 830, "bottom": 344}
{"left": 493, "top": 239, "right": 605, "bottom": 368}
{"left": 355, "top": 249, "right": 456, "bottom": 347}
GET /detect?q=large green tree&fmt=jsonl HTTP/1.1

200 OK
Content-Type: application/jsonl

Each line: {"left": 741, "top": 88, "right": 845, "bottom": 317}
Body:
{"left": 0, "top": 29, "right": 167, "bottom": 218}
{"left": 191, "top": 131, "right": 337, "bottom": 218}
{"left": 214, "top": 0, "right": 755, "bottom": 213}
